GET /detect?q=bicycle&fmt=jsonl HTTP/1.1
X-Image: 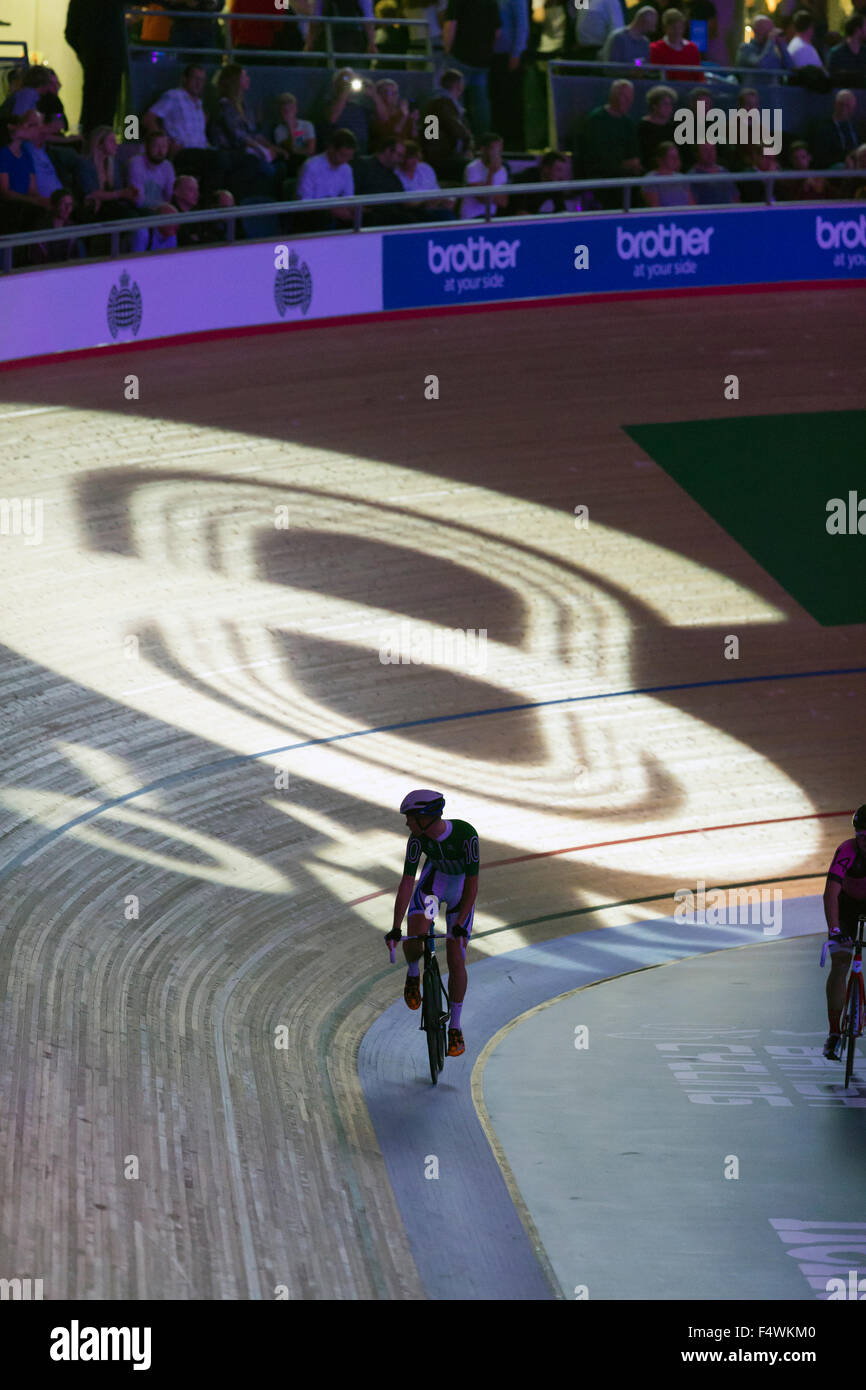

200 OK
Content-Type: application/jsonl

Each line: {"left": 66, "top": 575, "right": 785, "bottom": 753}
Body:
{"left": 386, "top": 919, "right": 467, "bottom": 1085}
{"left": 840, "top": 914, "right": 866, "bottom": 1088}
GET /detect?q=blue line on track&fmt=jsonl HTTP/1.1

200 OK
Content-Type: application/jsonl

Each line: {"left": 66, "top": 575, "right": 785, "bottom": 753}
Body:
{"left": 1, "top": 663, "right": 864, "bottom": 881}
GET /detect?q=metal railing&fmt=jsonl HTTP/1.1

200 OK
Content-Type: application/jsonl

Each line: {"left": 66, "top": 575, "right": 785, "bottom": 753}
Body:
{"left": 549, "top": 57, "right": 792, "bottom": 82}
{"left": 2, "top": 168, "right": 863, "bottom": 273}
{"left": 124, "top": 6, "right": 434, "bottom": 70}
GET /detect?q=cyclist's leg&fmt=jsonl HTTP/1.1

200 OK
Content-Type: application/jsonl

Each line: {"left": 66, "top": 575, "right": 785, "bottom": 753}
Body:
{"left": 444, "top": 901, "right": 474, "bottom": 1004}
{"left": 404, "top": 871, "right": 438, "bottom": 966}
{"left": 827, "top": 941, "right": 853, "bottom": 1032}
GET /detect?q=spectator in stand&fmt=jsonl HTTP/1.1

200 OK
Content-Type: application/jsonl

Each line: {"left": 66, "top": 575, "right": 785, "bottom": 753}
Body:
{"left": 649, "top": 8, "right": 703, "bottom": 80}
{"left": 273, "top": 93, "right": 317, "bottom": 176}
{"left": 78, "top": 126, "right": 140, "bottom": 219}
{"left": 198, "top": 187, "right": 236, "bottom": 241}
{"left": 642, "top": 140, "right": 694, "bottom": 203}
{"left": 172, "top": 173, "right": 205, "bottom": 244}
{"left": 143, "top": 64, "right": 232, "bottom": 201}
{"left": 128, "top": 129, "right": 177, "bottom": 209}
{"left": 459, "top": 130, "right": 509, "bottom": 217}
{"left": 828, "top": 15, "right": 866, "bottom": 85}
{"left": 10, "top": 65, "right": 55, "bottom": 118}
{"left": 0, "top": 111, "right": 50, "bottom": 232}
{"left": 811, "top": 88, "right": 861, "bottom": 168}
{"left": 490, "top": 0, "right": 530, "bottom": 149}
{"left": 395, "top": 138, "right": 456, "bottom": 218}
{"left": 319, "top": 68, "right": 373, "bottom": 155}
{"left": 776, "top": 139, "right": 828, "bottom": 198}
{"left": 637, "top": 83, "right": 676, "bottom": 168}
{"left": 369, "top": 79, "right": 418, "bottom": 149}
{"left": 230, "top": 0, "right": 279, "bottom": 51}
{"left": 511, "top": 148, "right": 572, "bottom": 212}
{"left": 354, "top": 135, "right": 412, "bottom": 222}
{"left": 576, "top": 78, "right": 641, "bottom": 207}
{"left": 20, "top": 113, "right": 64, "bottom": 201}
{"left": 168, "top": 0, "right": 224, "bottom": 52}
{"left": 688, "top": 140, "right": 738, "bottom": 202}
{"left": 532, "top": 1, "right": 569, "bottom": 60}
{"left": 735, "top": 15, "right": 792, "bottom": 83}
{"left": 442, "top": 0, "right": 501, "bottom": 139}
{"left": 64, "top": 0, "right": 127, "bottom": 134}
{"left": 576, "top": 0, "right": 626, "bottom": 61}
{"left": 420, "top": 68, "right": 473, "bottom": 180}
{"left": 849, "top": 142, "right": 866, "bottom": 196}
{"left": 295, "top": 127, "right": 357, "bottom": 229}
{"left": 737, "top": 143, "right": 781, "bottom": 201}
{"left": 26, "top": 188, "right": 84, "bottom": 265}
{"left": 208, "top": 64, "right": 290, "bottom": 189}
{"left": 787, "top": 10, "right": 826, "bottom": 70}
{"left": 375, "top": 1, "right": 412, "bottom": 64}
{"left": 601, "top": 7, "right": 658, "bottom": 67}
{"left": 305, "top": 1, "right": 377, "bottom": 58}
{"left": 131, "top": 202, "right": 179, "bottom": 252}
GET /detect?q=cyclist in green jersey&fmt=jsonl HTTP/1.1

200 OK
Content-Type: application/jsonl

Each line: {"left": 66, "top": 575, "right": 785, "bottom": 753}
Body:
{"left": 386, "top": 789, "right": 480, "bottom": 1057}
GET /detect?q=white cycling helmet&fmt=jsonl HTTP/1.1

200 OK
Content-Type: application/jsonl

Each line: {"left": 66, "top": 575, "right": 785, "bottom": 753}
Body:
{"left": 400, "top": 789, "right": 445, "bottom": 818}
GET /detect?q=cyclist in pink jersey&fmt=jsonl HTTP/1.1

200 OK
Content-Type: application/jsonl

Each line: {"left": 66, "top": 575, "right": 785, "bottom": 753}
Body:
{"left": 386, "top": 789, "right": 479, "bottom": 1058}
{"left": 822, "top": 804, "right": 866, "bottom": 1059}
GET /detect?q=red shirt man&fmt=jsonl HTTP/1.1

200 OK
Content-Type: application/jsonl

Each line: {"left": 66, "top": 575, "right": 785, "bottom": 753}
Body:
{"left": 650, "top": 8, "right": 704, "bottom": 81}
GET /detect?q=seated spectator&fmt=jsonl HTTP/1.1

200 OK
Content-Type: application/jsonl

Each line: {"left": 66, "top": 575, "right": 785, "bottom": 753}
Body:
{"left": 273, "top": 93, "right": 317, "bottom": 168}
{"left": 737, "top": 143, "right": 781, "bottom": 201}
{"left": 28, "top": 187, "right": 85, "bottom": 264}
{"left": 600, "top": 6, "right": 658, "bottom": 66}
{"left": 787, "top": 9, "right": 825, "bottom": 71}
{"left": 828, "top": 15, "right": 866, "bottom": 85}
{"left": 295, "top": 127, "right": 357, "bottom": 229}
{"left": 171, "top": 173, "right": 205, "bottom": 244}
{"left": 649, "top": 8, "right": 704, "bottom": 81}
{"left": 688, "top": 141, "right": 739, "bottom": 202}
{"left": 196, "top": 187, "right": 237, "bottom": 242}
{"left": 128, "top": 129, "right": 177, "bottom": 209}
{"left": 9, "top": 64, "right": 54, "bottom": 118}
{"left": 460, "top": 131, "right": 509, "bottom": 219}
{"left": 735, "top": 14, "right": 793, "bottom": 83}
{"left": 0, "top": 111, "right": 50, "bottom": 233}
{"left": 810, "top": 88, "right": 861, "bottom": 169}
{"left": 638, "top": 83, "right": 676, "bottom": 169}
{"left": 420, "top": 68, "right": 473, "bottom": 181}
{"left": 395, "top": 137, "right": 456, "bottom": 218}
{"left": 318, "top": 69, "right": 373, "bottom": 155}
{"left": 369, "top": 79, "right": 418, "bottom": 150}
{"left": 144, "top": 64, "right": 220, "bottom": 189}
{"left": 776, "top": 138, "right": 828, "bottom": 198}
{"left": 21, "top": 113, "right": 64, "bottom": 200}
{"left": 305, "top": 0, "right": 377, "bottom": 57}
{"left": 78, "top": 126, "right": 139, "bottom": 218}
{"left": 850, "top": 142, "right": 866, "bottom": 196}
{"left": 375, "top": 1, "right": 412, "bottom": 62}
{"left": 642, "top": 140, "right": 694, "bottom": 204}
{"left": 354, "top": 135, "right": 412, "bottom": 223}
{"left": 511, "top": 148, "right": 571, "bottom": 212}
{"left": 131, "top": 201, "right": 179, "bottom": 253}
{"left": 575, "top": 78, "right": 641, "bottom": 208}
{"left": 208, "top": 64, "right": 290, "bottom": 182}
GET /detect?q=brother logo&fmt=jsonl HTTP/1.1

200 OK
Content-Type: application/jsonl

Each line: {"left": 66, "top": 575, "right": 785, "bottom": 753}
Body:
{"left": 815, "top": 214, "right": 866, "bottom": 249}
{"left": 616, "top": 224, "right": 715, "bottom": 259}
{"left": 427, "top": 236, "right": 520, "bottom": 274}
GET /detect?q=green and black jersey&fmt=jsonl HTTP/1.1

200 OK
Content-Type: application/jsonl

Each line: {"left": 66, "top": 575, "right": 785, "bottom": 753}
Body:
{"left": 403, "top": 819, "right": 480, "bottom": 879}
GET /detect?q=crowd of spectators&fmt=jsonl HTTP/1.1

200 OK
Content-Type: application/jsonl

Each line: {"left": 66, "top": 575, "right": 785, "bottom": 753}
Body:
{"left": 2, "top": 2, "right": 866, "bottom": 264}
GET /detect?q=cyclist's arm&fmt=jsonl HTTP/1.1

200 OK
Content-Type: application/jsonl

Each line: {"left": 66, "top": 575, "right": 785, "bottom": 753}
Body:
{"left": 392, "top": 873, "right": 417, "bottom": 933}
{"left": 453, "top": 873, "right": 478, "bottom": 930}
{"left": 824, "top": 876, "right": 844, "bottom": 936}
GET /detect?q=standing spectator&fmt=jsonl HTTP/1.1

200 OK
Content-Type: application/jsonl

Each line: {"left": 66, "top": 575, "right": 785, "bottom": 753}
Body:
{"left": 143, "top": 65, "right": 231, "bottom": 199}
{"left": 642, "top": 140, "right": 694, "bottom": 203}
{"left": 459, "top": 130, "right": 508, "bottom": 217}
{"left": 369, "top": 79, "right": 418, "bottom": 148}
{"left": 64, "top": 0, "right": 128, "bottom": 134}
{"left": 0, "top": 111, "right": 49, "bottom": 231}
{"left": 296, "top": 127, "right": 357, "bottom": 227}
{"left": 375, "top": 1, "right": 412, "bottom": 63}
{"left": 575, "top": 78, "right": 641, "bottom": 206}
{"left": 828, "top": 15, "right": 866, "bottom": 84}
{"left": 78, "top": 126, "right": 140, "bottom": 219}
{"left": 811, "top": 88, "right": 861, "bottom": 168}
{"left": 576, "top": 0, "right": 626, "bottom": 61}
{"left": 305, "top": 0, "right": 377, "bottom": 58}
{"left": 420, "top": 68, "right": 473, "bottom": 179}
{"left": 776, "top": 139, "right": 828, "bottom": 198}
{"left": 601, "top": 7, "right": 658, "bottom": 66}
{"left": 127, "top": 130, "right": 177, "bottom": 209}
{"left": 511, "top": 148, "right": 571, "bottom": 211}
{"left": 649, "top": 8, "right": 703, "bottom": 80}
{"left": 787, "top": 10, "right": 825, "bottom": 70}
{"left": 319, "top": 68, "right": 373, "bottom": 154}
{"left": 230, "top": 0, "right": 279, "bottom": 51}
{"left": 637, "top": 83, "right": 676, "bottom": 169}
{"left": 442, "top": 0, "right": 501, "bottom": 139}
{"left": 688, "top": 140, "right": 738, "bottom": 202}
{"left": 490, "top": 0, "right": 530, "bottom": 149}
{"left": 20, "top": 114, "right": 64, "bottom": 200}
{"left": 735, "top": 15, "right": 792, "bottom": 83}
{"left": 532, "top": 1, "right": 568, "bottom": 59}
{"left": 168, "top": 0, "right": 224, "bottom": 52}
{"left": 354, "top": 135, "right": 412, "bottom": 222}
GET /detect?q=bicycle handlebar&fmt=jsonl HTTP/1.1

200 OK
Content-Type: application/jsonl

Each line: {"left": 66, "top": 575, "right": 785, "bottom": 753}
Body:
{"left": 386, "top": 926, "right": 468, "bottom": 963}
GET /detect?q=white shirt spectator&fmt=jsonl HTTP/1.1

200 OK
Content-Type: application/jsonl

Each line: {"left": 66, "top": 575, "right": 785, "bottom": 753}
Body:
{"left": 577, "top": 0, "right": 626, "bottom": 49}
{"left": 788, "top": 35, "right": 824, "bottom": 68}
{"left": 297, "top": 151, "right": 355, "bottom": 200}
{"left": 460, "top": 156, "right": 507, "bottom": 218}
{"left": 274, "top": 117, "right": 316, "bottom": 150}
{"left": 396, "top": 160, "right": 439, "bottom": 192}
{"left": 127, "top": 152, "right": 176, "bottom": 208}
{"left": 148, "top": 87, "right": 209, "bottom": 148}
{"left": 22, "top": 141, "right": 63, "bottom": 197}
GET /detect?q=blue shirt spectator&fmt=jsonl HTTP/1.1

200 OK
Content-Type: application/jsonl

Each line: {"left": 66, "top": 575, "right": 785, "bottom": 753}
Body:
{"left": 494, "top": 0, "right": 529, "bottom": 59}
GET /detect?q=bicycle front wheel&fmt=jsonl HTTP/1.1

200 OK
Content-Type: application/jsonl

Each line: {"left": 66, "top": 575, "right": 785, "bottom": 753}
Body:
{"left": 423, "top": 959, "right": 443, "bottom": 1085}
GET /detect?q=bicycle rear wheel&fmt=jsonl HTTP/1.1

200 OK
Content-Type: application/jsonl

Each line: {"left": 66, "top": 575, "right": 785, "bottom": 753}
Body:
{"left": 844, "top": 983, "right": 860, "bottom": 1088}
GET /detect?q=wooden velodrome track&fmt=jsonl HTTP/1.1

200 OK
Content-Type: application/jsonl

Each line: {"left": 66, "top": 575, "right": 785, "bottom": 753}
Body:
{"left": 0, "top": 287, "right": 864, "bottom": 1300}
